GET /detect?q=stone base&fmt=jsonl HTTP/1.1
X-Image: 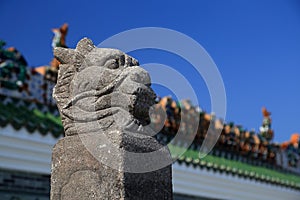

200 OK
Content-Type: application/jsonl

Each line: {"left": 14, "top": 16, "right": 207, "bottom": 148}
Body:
{"left": 50, "top": 135, "right": 173, "bottom": 200}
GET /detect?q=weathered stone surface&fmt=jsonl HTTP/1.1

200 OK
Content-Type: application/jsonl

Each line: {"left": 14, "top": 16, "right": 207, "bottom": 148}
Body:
{"left": 51, "top": 38, "right": 173, "bottom": 199}
{"left": 51, "top": 135, "right": 172, "bottom": 199}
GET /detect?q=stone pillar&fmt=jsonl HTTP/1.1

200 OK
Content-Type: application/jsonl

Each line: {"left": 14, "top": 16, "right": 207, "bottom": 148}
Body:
{"left": 50, "top": 38, "right": 173, "bottom": 200}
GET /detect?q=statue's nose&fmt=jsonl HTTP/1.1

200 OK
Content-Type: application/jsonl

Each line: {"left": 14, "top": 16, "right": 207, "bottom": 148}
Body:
{"left": 129, "top": 66, "right": 151, "bottom": 86}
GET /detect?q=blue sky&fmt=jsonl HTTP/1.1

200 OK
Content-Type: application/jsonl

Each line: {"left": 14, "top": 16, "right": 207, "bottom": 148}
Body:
{"left": 1, "top": 0, "right": 299, "bottom": 142}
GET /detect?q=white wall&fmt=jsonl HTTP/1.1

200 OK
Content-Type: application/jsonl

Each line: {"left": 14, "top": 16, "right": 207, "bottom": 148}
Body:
{"left": 173, "top": 162, "right": 300, "bottom": 200}
{"left": 0, "top": 125, "right": 59, "bottom": 174}
{"left": 1, "top": 125, "right": 299, "bottom": 199}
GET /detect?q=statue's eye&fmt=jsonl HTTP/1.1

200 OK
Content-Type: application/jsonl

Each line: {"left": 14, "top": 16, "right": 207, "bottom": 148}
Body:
{"left": 104, "top": 59, "right": 119, "bottom": 69}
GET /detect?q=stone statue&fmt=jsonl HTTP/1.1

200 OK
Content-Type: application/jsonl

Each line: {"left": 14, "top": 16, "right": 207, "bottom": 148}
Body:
{"left": 53, "top": 37, "right": 155, "bottom": 136}
{"left": 51, "top": 38, "right": 172, "bottom": 200}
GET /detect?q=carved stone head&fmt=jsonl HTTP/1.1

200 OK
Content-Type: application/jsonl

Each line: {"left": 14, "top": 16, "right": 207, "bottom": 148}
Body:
{"left": 53, "top": 38, "right": 156, "bottom": 136}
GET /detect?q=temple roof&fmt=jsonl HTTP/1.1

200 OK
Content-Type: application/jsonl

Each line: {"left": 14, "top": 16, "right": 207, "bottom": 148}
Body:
{"left": 0, "top": 95, "right": 62, "bottom": 138}
{"left": 0, "top": 95, "right": 299, "bottom": 190}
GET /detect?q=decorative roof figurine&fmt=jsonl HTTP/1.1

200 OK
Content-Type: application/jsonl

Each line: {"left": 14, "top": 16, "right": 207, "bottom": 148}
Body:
{"left": 51, "top": 23, "right": 68, "bottom": 48}
{"left": 35, "top": 23, "right": 69, "bottom": 82}
{"left": 259, "top": 107, "right": 274, "bottom": 142}
{"left": 0, "top": 40, "right": 29, "bottom": 92}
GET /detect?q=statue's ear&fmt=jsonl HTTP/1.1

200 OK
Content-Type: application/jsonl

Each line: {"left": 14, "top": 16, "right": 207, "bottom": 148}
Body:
{"left": 54, "top": 47, "right": 85, "bottom": 70}
{"left": 54, "top": 47, "right": 77, "bottom": 64}
{"left": 75, "top": 37, "right": 95, "bottom": 55}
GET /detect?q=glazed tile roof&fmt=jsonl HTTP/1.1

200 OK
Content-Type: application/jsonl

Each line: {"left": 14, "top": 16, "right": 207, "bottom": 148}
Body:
{"left": 0, "top": 95, "right": 63, "bottom": 138}
{"left": 0, "top": 95, "right": 300, "bottom": 190}
{"left": 169, "top": 144, "right": 300, "bottom": 190}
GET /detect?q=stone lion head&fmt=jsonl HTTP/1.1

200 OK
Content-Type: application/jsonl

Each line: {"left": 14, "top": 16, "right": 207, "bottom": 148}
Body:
{"left": 53, "top": 38, "right": 156, "bottom": 136}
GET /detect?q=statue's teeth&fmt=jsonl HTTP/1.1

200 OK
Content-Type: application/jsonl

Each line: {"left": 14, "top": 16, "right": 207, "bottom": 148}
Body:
{"left": 138, "top": 125, "right": 143, "bottom": 132}
{"left": 126, "top": 121, "right": 135, "bottom": 129}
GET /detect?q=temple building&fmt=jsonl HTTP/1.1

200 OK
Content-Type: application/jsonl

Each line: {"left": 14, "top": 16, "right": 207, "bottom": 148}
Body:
{"left": 0, "top": 28, "right": 299, "bottom": 199}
